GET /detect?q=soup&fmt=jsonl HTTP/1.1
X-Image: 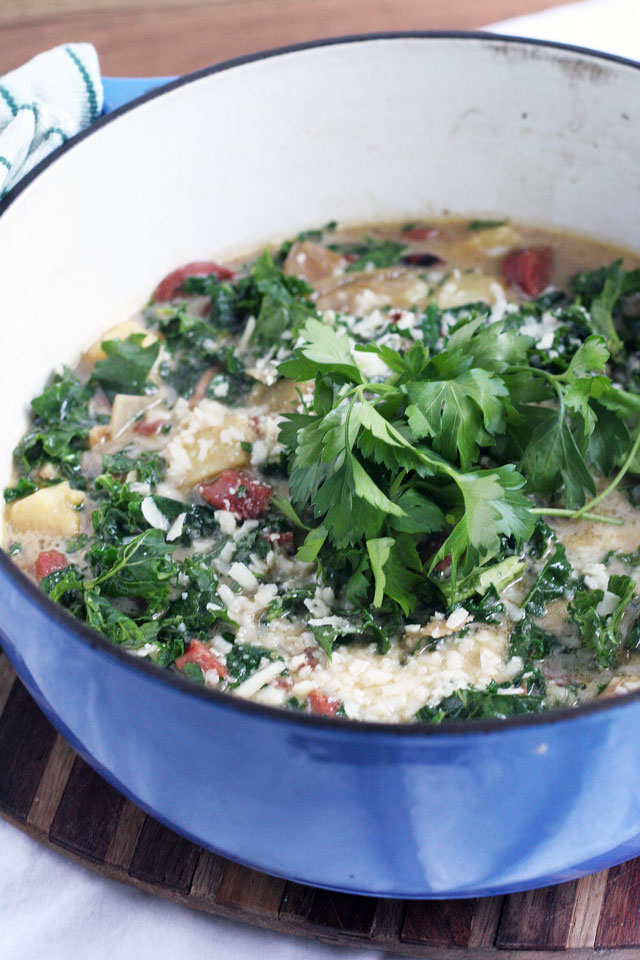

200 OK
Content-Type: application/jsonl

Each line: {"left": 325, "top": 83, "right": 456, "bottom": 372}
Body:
{"left": 4, "top": 218, "right": 640, "bottom": 722}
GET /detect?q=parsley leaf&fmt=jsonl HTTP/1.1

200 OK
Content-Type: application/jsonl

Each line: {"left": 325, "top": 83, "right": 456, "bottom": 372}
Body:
{"left": 279, "top": 317, "right": 363, "bottom": 383}
{"left": 571, "top": 261, "right": 640, "bottom": 359}
{"left": 406, "top": 365, "right": 508, "bottom": 469}
{"left": 519, "top": 406, "right": 596, "bottom": 509}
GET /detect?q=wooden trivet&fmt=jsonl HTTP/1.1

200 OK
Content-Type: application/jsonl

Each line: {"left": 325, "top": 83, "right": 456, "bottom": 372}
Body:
{"left": 1, "top": 649, "right": 639, "bottom": 959}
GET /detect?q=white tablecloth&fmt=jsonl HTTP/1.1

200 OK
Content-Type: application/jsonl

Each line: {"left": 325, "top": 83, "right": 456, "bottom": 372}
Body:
{"left": 1, "top": 3, "right": 637, "bottom": 957}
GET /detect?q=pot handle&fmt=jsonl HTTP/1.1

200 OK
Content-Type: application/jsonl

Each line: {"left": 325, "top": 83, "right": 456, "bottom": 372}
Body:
{"left": 102, "top": 76, "right": 176, "bottom": 114}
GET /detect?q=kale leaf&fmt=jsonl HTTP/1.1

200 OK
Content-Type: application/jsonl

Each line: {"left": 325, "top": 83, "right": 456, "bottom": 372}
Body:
{"left": 91, "top": 334, "right": 160, "bottom": 401}
{"left": 416, "top": 681, "right": 546, "bottom": 722}
{"left": 509, "top": 616, "right": 553, "bottom": 661}
{"left": 15, "top": 367, "right": 98, "bottom": 483}
{"left": 523, "top": 544, "right": 572, "bottom": 617}
{"left": 3, "top": 477, "right": 39, "bottom": 502}
{"left": 342, "top": 239, "right": 407, "bottom": 272}
{"left": 86, "top": 529, "right": 178, "bottom": 613}
{"left": 226, "top": 644, "right": 282, "bottom": 686}
{"left": 569, "top": 573, "right": 636, "bottom": 668}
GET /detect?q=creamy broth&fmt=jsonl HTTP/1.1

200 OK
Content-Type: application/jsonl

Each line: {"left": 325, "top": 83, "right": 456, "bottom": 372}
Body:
{"left": 4, "top": 218, "right": 640, "bottom": 722}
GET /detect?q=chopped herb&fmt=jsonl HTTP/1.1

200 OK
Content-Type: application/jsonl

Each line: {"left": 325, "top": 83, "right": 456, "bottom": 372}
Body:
{"left": 84, "top": 590, "right": 161, "bottom": 650}
{"left": 285, "top": 696, "right": 306, "bottom": 710}
{"left": 86, "top": 529, "right": 178, "bottom": 613}
{"left": 276, "top": 221, "right": 337, "bottom": 262}
{"left": 468, "top": 219, "right": 507, "bottom": 231}
{"left": 420, "top": 303, "right": 442, "bottom": 350}
{"left": 527, "top": 519, "right": 555, "bottom": 560}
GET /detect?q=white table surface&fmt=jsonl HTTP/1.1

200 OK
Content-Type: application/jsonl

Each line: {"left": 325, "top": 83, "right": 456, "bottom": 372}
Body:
{"left": 1, "top": 2, "right": 638, "bottom": 957}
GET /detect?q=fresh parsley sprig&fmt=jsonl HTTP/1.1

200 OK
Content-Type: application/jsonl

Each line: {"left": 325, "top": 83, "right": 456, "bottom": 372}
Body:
{"left": 278, "top": 306, "right": 640, "bottom": 612}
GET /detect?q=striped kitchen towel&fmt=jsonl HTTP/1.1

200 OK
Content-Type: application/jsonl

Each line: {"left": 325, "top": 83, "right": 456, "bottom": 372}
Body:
{"left": 0, "top": 43, "right": 103, "bottom": 199}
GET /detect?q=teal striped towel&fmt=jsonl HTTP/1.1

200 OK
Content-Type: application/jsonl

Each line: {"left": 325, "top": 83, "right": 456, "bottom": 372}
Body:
{"left": 0, "top": 43, "right": 103, "bottom": 199}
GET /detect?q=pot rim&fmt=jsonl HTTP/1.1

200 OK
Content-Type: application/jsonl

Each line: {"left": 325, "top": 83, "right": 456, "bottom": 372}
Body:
{"left": 2, "top": 29, "right": 639, "bottom": 738}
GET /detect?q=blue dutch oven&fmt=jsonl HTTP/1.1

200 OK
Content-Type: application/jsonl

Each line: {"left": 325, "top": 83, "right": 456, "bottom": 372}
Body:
{"left": 0, "top": 33, "right": 639, "bottom": 898}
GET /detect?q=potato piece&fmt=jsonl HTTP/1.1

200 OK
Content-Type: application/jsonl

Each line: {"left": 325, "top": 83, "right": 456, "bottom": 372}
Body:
{"left": 84, "top": 320, "right": 160, "bottom": 365}
{"left": 88, "top": 425, "right": 111, "bottom": 449}
{"left": 449, "top": 225, "right": 523, "bottom": 264}
{"left": 88, "top": 395, "right": 161, "bottom": 448}
{"left": 433, "top": 271, "right": 502, "bottom": 309}
{"left": 283, "top": 241, "right": 345, "bottom": 285}
{"left": 317, "top": 267, "right": 429, "bottom": 313}
{"left": 166, "top": 400, "right": 256, "bottom": 488}
{"left": 8, "top": 481, "right": 85, "bottom": 537}
{"left": 37, "top": 462, "right": 61, "bottom": 481}
{"left": 110, "top": 394, "right": 161, "bottom": 437}
{"left": 248, "top": 378, "right": 311, "bottom": 414}
{"left": 465, "top": 225, "right": 522, "bottom": 256}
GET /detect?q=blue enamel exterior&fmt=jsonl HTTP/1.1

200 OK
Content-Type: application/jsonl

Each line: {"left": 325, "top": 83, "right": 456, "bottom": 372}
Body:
{"left": 3, "top": 45, "right": 640, "bottom": 899}
{"left": 3, "top": 546, "right": 640, "bottom": 899}
{"left": 101, "top": 76, "right": 176, "bottom": 114}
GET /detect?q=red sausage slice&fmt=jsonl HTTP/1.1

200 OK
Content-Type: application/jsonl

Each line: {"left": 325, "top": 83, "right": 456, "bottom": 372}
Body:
{"left": 176, "top": 640, "right": 228, "bottom": 678}
{"left": 502, "top": 247, "right": 553, "bottom": 298}
{"left": 308, "top": 690, "right": 342, "bottom": 716}
{"left": 134, "top": 419, "right": 166, "bottom": 436}
{"left": 152, "top": 261, "right": 235, "bottom": 301}
{"left": 200, "top": 470, "right": 272, "bottom": 520}
{"left": 402, "top": 226, "right": 441, "bottom": 241}
{"left": 35, "top": 550, "right": 68, "bottom": 580}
